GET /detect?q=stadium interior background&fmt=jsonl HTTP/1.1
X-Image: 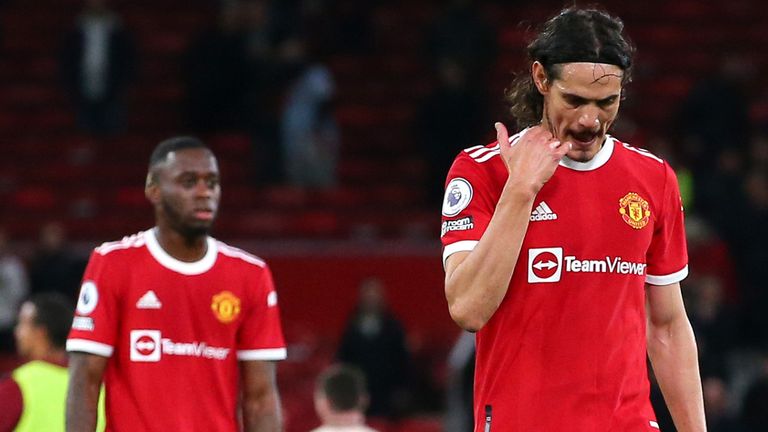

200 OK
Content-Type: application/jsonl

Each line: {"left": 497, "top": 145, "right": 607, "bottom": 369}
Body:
{"left": 0, "top": 0, "right": 767, "bottom": 430}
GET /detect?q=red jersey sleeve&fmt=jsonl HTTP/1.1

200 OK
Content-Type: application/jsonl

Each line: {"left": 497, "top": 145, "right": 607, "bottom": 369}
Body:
{"left": 645, "top": 163, "right": 689, "bottom": 285}
{"left": 236, "top": 264, "right": 287, "bottom": 361}
{"left": 66, "top": 250, "right": 119, "bottom": 357}
{"left": 441, "top": 149, "right": 498, "bottom": 266}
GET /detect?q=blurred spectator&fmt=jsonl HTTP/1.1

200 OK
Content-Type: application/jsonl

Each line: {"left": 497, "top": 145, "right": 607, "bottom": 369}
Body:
{"left": 240, "top": 0, "right": 288, "bottom": 185}
{"left": 337, "top": 278, "right": 410, "bottom": 419}
{"left": 443, "top": 331, "right": 474, "bottom": 432}
{"left": 426, "top": 0, "right": 497, "bottom": 84}
{"left": 749, "top": 133, "right": 768, "bottom": 172}
{"left": 28, "top": 223, "right": 87, "bottom": 299}
{"left": 0, "top": 293, "right": 105, "bottom": 432}
{"left": 729, "top": 170, "right": 768, "bottom": 347}
{"left": 184, "top": 1, "right": 250, "bottom": 132}
{"left": 685, "top": 275, "right": 739, "bottom": 378}
{"left": 311, "top": 364, "right": 378, "bottom": 432}
{"left": 695, "top": 148, "right": 746, "bottom": 234}
{"left": 60, "top": 0, "right": 135, "bottom": 135}
{"left": 416, "top": 58, "right": 487, "bottom": 203}
{"left": 0, "top": 230, "right": 29, "bottom": 353}
{"left": 280, "top": 35, "right": 340, "bottom": 188}
{"left": 740, "top": 353, "right": 768, "bottom": 432}
{"left": 703, "top": 376, "right": 740, "bottom": 432}
{"left": 678, "top": 55, "right": 755, "bottom": 174}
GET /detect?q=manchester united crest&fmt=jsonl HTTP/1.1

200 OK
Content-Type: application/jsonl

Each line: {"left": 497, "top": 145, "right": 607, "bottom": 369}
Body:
{"left": 619, "top": 192, "right": 651, "bottom": 229}
{"left": 211, "top": 291, "right": 241, "bottom": 323}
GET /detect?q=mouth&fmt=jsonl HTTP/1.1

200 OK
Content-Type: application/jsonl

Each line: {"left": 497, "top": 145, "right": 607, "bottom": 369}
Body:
{"left": 193, "top": 208, "right": 215, "bottom": 221}
{"left": 569, "top": 132, "right": 600, "bottom": 149}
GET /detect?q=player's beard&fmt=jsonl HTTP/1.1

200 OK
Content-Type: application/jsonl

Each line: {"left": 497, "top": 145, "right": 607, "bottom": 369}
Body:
{"left": 161, "top": 198, "right": 212, "bottom": 240}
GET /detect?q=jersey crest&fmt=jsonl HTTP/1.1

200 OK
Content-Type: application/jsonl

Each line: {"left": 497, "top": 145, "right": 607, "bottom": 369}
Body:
{"left": 618, "top": 192, "right": 651, "bottom": 229}
{"left": 211, "top": 291, "right": 242, "bottom": 323}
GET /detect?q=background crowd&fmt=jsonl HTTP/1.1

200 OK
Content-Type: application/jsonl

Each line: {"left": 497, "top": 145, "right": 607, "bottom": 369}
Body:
{"left": 0, "top": 0, "right": 766, "bottom": 431}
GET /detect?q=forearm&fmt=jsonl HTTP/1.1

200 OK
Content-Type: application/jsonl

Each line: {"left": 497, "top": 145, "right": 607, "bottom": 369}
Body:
{"left": 242, "top": 391, "right": 282, "bottom": 432}
{"left": 647, "top": 316, "right": 706, "bottom": 432}
{"left": 445, "top": 181, "right": 536, "bottom": 331}
{"left": 66, "top": 371, "right": 101, "bottom": 432}
{"left": 66, "top": 353, "right": 106, "bottom": 432}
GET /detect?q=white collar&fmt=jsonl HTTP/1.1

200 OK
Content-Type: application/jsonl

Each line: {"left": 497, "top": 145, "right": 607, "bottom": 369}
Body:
{"left": 558, "top": 135, "right": 615, "bottom": 171}
{"left": 144, "top": 229, "right": 217, "bottom": 275}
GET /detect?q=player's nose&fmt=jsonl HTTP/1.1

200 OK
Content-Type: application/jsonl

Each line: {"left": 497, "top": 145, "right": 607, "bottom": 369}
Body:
{"left": 577, "top": 108, "right": 601, "bottom": 132}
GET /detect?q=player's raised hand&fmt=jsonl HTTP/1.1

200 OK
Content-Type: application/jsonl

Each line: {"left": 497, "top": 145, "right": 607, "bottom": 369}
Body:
{"left": 495, "top": 122, "right": 570, "bottom": 195}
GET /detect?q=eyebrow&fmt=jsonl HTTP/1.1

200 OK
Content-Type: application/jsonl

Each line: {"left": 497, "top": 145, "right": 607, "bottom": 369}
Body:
{"left": 561, "top": 92, "right": 620, "bottom": 104}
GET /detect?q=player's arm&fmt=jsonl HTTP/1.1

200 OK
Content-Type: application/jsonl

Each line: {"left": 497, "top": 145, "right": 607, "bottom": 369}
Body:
{"left": 66, "top": 352, "right": 107, "bottom": 432}
{"left": 445, "top": 123, "right": 569, "bottom": 331}
{"left": 241, "top": 360, "right": 282, "bottom": 432}
{"left": 645, "top": 282, "right": 706, "bottom": 432}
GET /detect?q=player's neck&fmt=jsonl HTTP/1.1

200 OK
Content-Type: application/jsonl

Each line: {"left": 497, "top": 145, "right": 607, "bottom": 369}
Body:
{"left": 152, "top": 226, "right": 208, "bottom": 263}
{"left": 323, "top": 411, "right": 366, "bottom": 427}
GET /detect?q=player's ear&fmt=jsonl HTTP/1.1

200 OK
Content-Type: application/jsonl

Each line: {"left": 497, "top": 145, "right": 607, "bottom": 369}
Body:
{"left": 145, "top": 173, "right": 160, "bottom": 204}
{"left": 532, "top": 61, "right": 550, "bottom": 95}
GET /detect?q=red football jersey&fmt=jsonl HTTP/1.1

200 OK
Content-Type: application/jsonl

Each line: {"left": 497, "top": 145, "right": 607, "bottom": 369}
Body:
{"left": 441, "top": 132, "right": 688, "bottom": 432}
{"left": 67, "top": 229, "right": 286, "bottom": 432}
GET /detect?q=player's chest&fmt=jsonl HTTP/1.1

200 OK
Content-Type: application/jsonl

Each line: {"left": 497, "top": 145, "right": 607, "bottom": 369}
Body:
{"left": 118, "top": 271, "right": 248, "bottom": 333}
{"left": 522, "top": 171, "right": 658, "bottom": 256}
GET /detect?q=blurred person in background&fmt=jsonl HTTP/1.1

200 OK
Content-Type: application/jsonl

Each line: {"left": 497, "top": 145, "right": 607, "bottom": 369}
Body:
{"left": 0, "top": 229, "right": 29, "bottom": 353}
{"left": 738, "top": 351, "right": 768, "bottom": 432}
{"left": 443, "top": 331, "right": 474, "bottom": 432}
{"left": 425, "top": 0, "right": 497, "bottom": 85}
{"left": 66, "top": 137, "right": 286, "bottom": 431}
{"left": 310, "top": 364, "right": 378, "bottom": 432}
{"left": 184, "top": 1, "right": 251, "bottom": 132}
{"left": 28, "top": 222, "right": 87, "bottom": 299}
{"left": 0, "top": 293, "right": 105, "bottom": 432}
{"left": 60, "top": 0, "right": 135, "bottom": 135}
{"left": 280, "top": 34, "right": 340, "bottom": 188}
{"left": 702, "top": 376, "right": 740, "bottom": 432}
{"left": 337, "top": 277, "right": 410, "bottom": 420}
{"left": 685, "top": 275, "right": 739, "bottom": 378}
{"left": 441, "top": 7, "right": 705, "bottom": 431}
{"left": 417, "top": 57, "right": 488, "bottom": 205}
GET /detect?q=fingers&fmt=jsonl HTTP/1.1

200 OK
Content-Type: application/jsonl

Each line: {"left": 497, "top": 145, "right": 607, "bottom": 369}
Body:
{"left": 494, "top": 122, "right": 509, "bottom": 147}
{"left": 554, "top": 141, "right": 572, "bottom": 158}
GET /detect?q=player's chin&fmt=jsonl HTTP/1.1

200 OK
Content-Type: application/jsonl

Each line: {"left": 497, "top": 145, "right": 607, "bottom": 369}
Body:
{"left": 183, "top": 219, "right": 215, "bottom": 236}
{"left": 566, "top": 148, "right": 596, "bottom": 162}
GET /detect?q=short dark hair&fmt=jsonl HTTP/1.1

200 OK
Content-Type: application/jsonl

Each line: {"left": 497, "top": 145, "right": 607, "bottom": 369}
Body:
{"left": 147, "top": 136, "right": 211, "bottom": 184}
{"left": 28, "top": 293, "right": 74, "bottom": 350}
{"left": 506, "top": 7, "right": 636, "bottom": 127}
{"left": 148, "top": 136, "right": 210, "bottom": 168}
{"left": 316, "top": 365, "right": 368, "bottom": 412}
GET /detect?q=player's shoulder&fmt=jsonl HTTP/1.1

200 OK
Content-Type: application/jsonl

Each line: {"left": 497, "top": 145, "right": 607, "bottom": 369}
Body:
{"left": 93, "top": 231, "right": 148, "bottom": 258}
{"left": 611, "top": 136, "right": 674, "bottom": 176}
{"left": 215, "top": 240, "right": 268, "bottom": 269}
{"left": 450, "top": 129, "right": 527, "bottom": 177}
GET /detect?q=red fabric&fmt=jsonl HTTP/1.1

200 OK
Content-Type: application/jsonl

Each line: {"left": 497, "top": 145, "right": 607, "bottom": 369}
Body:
{"left": 67, "top": 230, "right": 286, "bottom": 432}
{"left": 441, "top": 134, "right": 688, "bottom": 431}
{"left": 0, "top": 377, "right": 22, "bottom": 432}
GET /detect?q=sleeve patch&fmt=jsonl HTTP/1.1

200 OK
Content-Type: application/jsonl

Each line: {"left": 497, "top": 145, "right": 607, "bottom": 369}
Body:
{"left": 442, "top": 178, "right": 473, "bottom": 216}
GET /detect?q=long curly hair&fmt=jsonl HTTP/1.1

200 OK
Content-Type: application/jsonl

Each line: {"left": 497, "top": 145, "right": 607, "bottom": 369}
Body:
{"left": 505, "top": 7, "right": 636, "bottom": 127}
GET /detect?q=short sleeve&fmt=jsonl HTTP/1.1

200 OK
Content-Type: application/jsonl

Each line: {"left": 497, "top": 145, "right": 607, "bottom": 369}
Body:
{"left": 440, "top": 150, "right": 498, "bottom": 267}
{"left": 645, "top": 164, "right": 689, "bottom": 285}
{"left": 66, "top": 251, "right": 119, "bottom": 357}
{"left": 236, "top": 265, "right": 287, "bottom": 361}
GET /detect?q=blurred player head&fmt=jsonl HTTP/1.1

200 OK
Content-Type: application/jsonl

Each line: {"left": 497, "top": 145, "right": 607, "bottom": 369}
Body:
{"left": 506, "top": 7, "right": 635, "bottom": 162}
{"left": 145, "top": 137, "right": 220, "bottom": 239}
{"left": 15, "top": 293, "right": 74, "bottom": 360}
{"left": 314, "top": 365, "right": 369, "bottom": 425}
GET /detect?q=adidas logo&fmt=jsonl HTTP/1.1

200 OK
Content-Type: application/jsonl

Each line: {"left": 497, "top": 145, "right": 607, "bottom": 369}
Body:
{"left": 530, "top": 201, "right": 558, "bottom": 221}
{"left": 136, "top": 290, "right": 162, "bottom": 309}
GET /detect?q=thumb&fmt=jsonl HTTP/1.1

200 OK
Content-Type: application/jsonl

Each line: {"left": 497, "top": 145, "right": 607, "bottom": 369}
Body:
{"left": 495, "top": 122, "right": 510, "bottom": 150}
